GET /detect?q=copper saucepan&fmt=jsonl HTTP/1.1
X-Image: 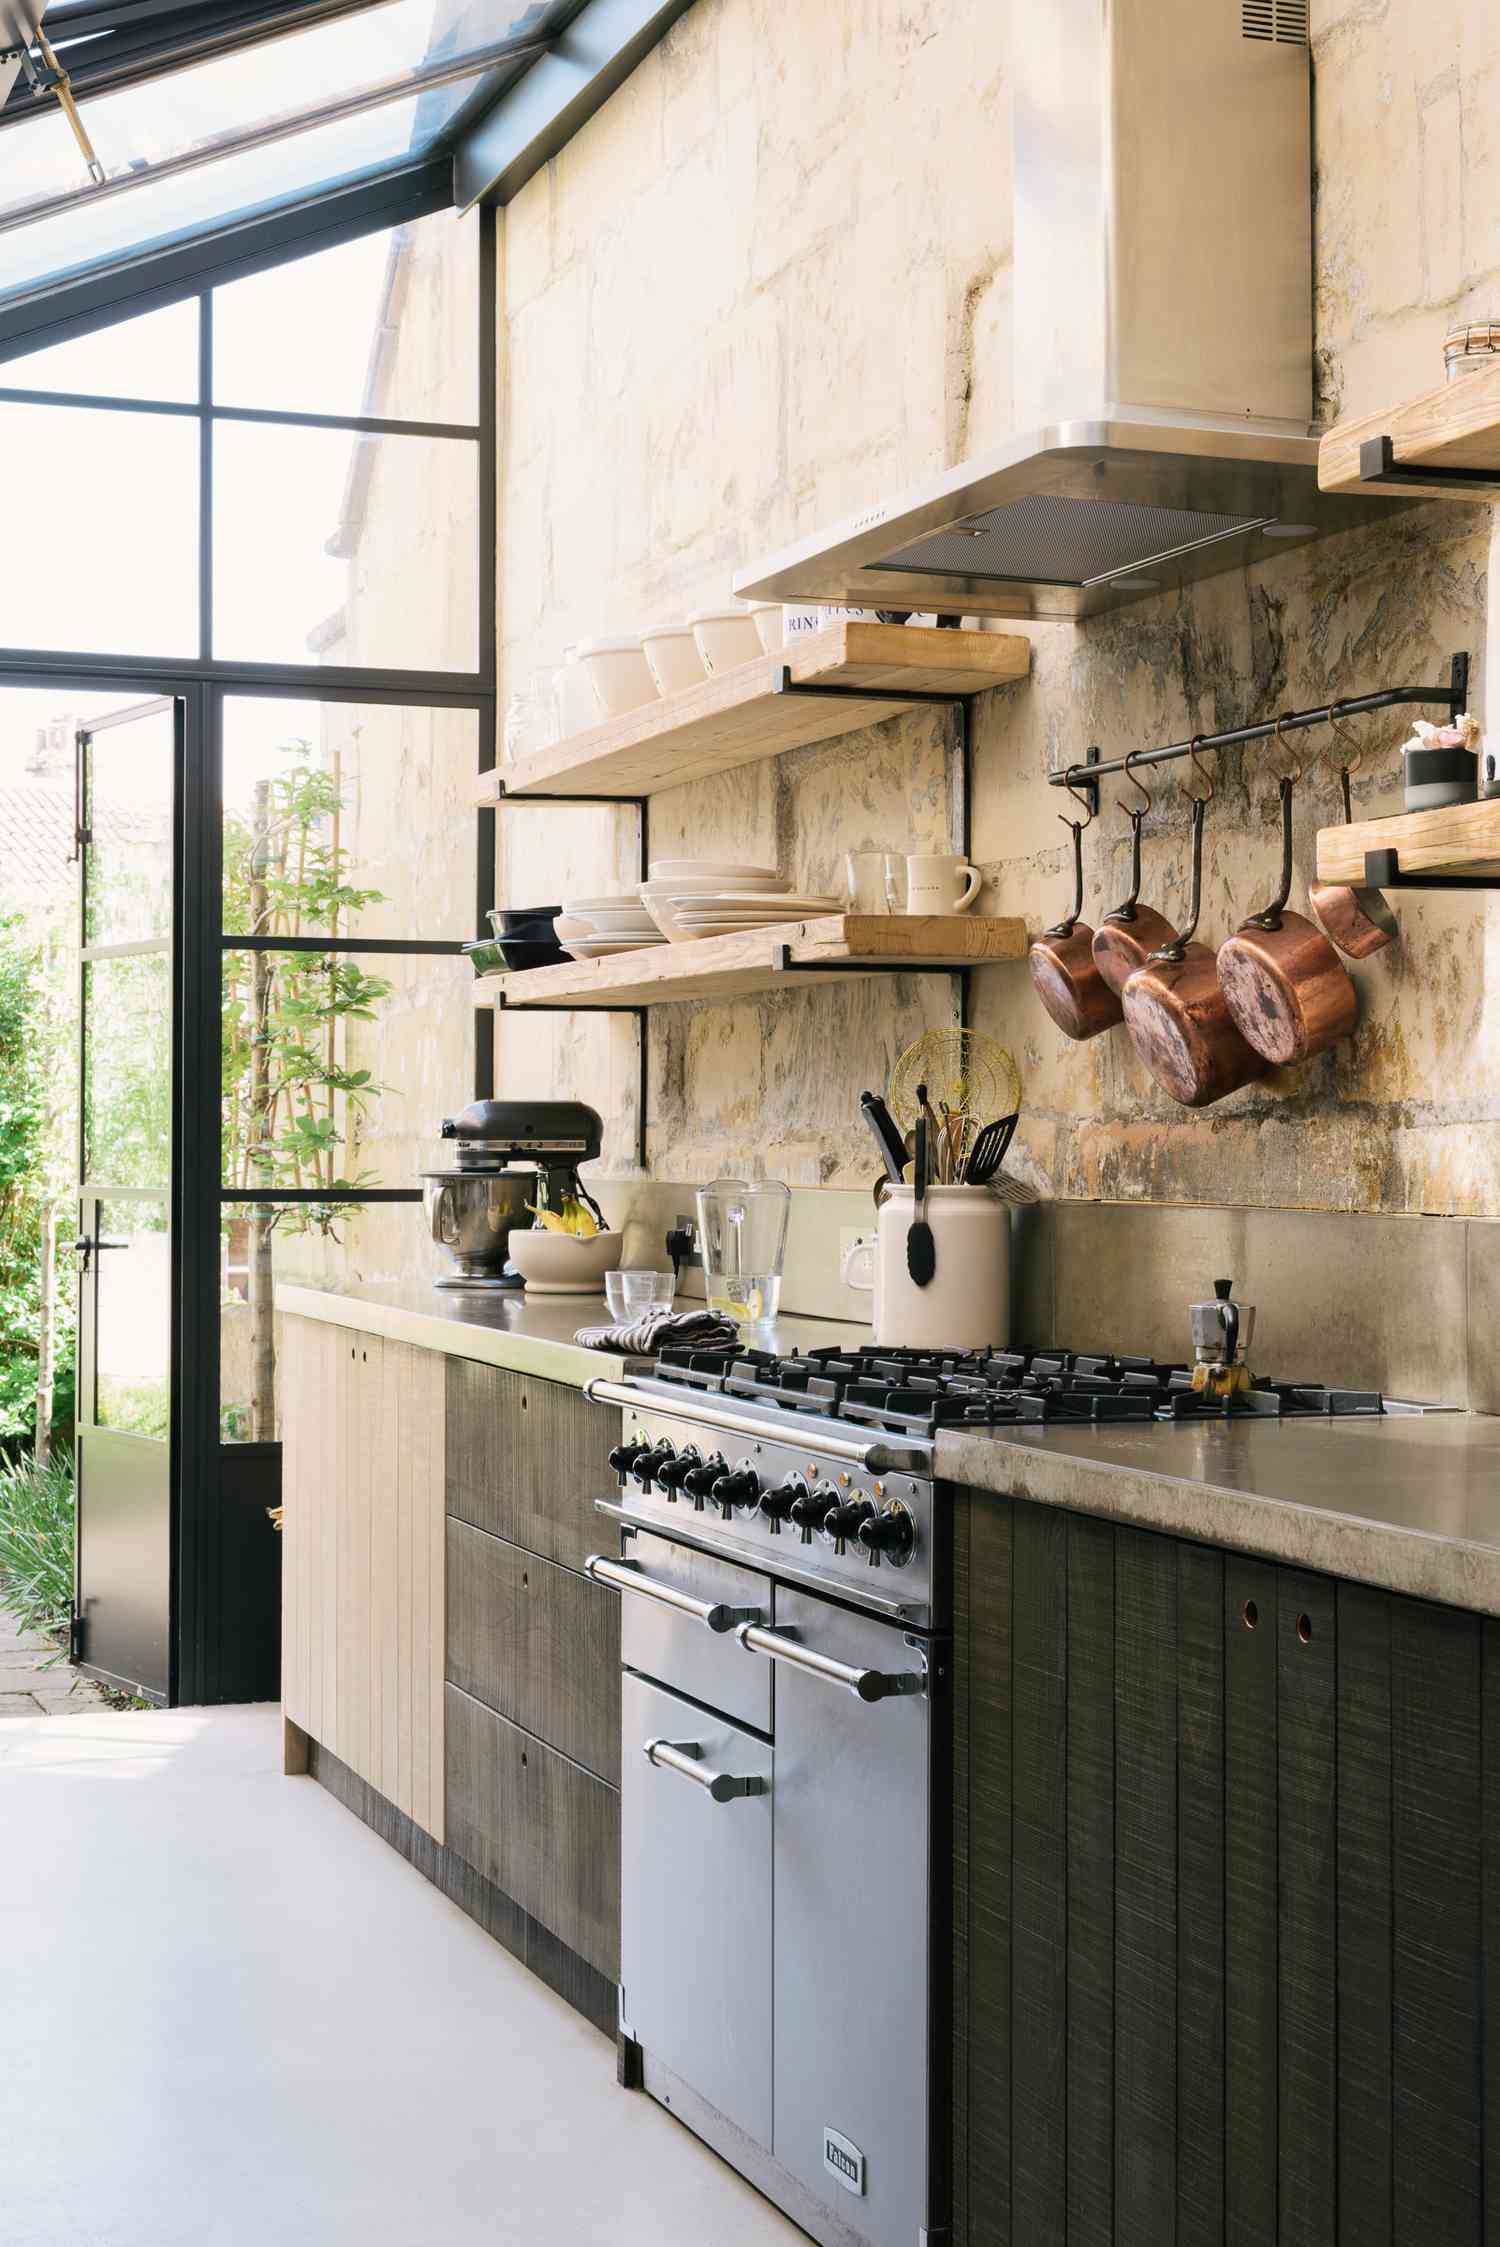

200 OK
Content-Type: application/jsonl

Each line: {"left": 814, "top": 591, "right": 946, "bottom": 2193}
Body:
{"left": 1028, "top": 778, "right": 1124, "bottom": 1040}
{"left": 1306, "top": 708, "right": 1399, "bottom": 960}
{"left": 1216, "top": 723, "right": 1358, "bottom": 1067}
{"left": 1092, "top": 753, "right": 1179, "bottom": 996}
{"left": 1120, "top": 748, "right": 1268, "bottom": 1108}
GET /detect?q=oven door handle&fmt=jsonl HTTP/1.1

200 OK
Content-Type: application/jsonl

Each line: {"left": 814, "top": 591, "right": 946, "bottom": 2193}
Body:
{"left": 584, "top": 1553, "right": 765, "bottom": 1634}
{"left": 735, "top": 1621, "right": 926, "bottom": 1703}
{"left": 643, "top": 1737, "right": 767, "bottom": 1803}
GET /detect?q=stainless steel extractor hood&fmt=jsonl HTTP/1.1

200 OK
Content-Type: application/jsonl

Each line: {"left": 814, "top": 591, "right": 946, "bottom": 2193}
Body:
{"left": 737, "top": 0, "right": 1407, "bottom": 623}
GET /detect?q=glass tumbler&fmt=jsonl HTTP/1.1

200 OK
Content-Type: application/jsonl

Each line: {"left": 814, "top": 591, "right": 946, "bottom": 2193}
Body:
{"left": 846, "top": 851, "right": 902, "bottom": 913}
{"left": 695, "top": 1179, "right": 791, "bottom": 1331}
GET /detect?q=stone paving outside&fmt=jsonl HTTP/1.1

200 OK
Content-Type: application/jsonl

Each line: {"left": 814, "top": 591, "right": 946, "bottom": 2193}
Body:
{"left": 0, "top": 1604, "right": 104, "bottom": 1717}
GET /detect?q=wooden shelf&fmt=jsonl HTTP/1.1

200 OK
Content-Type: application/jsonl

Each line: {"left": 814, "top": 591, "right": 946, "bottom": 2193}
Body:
{"left": 476, "top": 620, "right": 1030, "bottom": 803}
{"left": 1315, "top": 797, "right": 1500, "bottom": 883}
{"left": 473, "top": 913, "right": 1028, "bottom": 1010}
{"left": 1319, "top": 360, "right": 1500, "bottom": 500}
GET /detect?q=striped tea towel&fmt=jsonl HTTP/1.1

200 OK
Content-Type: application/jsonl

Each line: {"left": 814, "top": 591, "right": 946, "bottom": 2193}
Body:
{"left": 573, "top": 1304, "right": 740, "bottom": 1354}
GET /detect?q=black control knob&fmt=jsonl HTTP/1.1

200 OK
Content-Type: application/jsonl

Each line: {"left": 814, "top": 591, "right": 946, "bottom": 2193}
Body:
{"left": 856, "top": 1503, "right": 916, "bottom": 1569}
{"left": 631, "top": 1440, "right": 675, "bottom": 1490}
{"left": 711, "top": 1464, "right": 761, "bottom": 1520}
{"left": 681, "top": 1452, "right": 728, "bottom": 1512}
{"left": 758, "top": 1476, "right": 805, "bottom": 1535}
{"left": 788, "top": 1482, "right": 839, "bottom": 1544}
{"left": 653, "top": 1446, "right": 701, "bottom": 1503}
{"left": 825, "top": 1496, "right": 875, "bottom": 1556}
{"left": 607, "top": 1438, "right": 649, "bottom": 1480}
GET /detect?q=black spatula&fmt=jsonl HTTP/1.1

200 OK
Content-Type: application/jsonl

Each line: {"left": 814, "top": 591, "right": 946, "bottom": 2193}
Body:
{"left": 907, "top": 1092, "right": 936, "bottom": 1287}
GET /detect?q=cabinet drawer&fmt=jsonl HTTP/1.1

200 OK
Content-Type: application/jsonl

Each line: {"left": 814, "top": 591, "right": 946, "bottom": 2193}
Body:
{"left": 612, "top": 1527, "right": 772, "bottom": 1735}
{"left": 447, "top": 1518, "right": 620, "bottom": 1784}
{"left": 444, "top": 1683, "right": 619, "bottom": 1981}
{"left": 445, "top": 1358, "right": 616, "bottom": 1571}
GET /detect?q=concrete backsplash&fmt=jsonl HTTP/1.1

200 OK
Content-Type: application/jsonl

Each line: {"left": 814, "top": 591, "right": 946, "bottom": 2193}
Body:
{"left": 490, "top": 0, "right": 1500, "bottom": 1220}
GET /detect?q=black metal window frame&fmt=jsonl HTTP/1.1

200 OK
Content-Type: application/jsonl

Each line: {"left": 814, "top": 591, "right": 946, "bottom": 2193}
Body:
{"left": 0, "top": 190, "right": 497, "bottom": 1702}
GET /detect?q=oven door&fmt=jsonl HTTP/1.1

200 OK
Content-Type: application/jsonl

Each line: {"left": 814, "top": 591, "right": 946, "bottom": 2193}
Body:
{"left": 764, "top": 1589, "right": 940, "bottom": 2247}
{"left": 621, "top": 1672, "right": 773, "bottom": 2148}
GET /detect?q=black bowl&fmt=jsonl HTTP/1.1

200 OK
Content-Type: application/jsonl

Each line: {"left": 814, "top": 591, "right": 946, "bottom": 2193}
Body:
{"left": 490, "top": 904, "right": 563, "bottom": 938}
{"left": 497, "top": 936, "right": 569, "bottom": 971}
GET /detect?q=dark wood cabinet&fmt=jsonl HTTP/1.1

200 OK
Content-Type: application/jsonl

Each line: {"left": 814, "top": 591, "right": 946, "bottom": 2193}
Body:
{"left": 444, "top": 1682, "right": 620, "bottom": 1981}
{"left": 446, "top": 1516, "right": 621, "bottom": 1784}
{"left": 952, "top": 1488, "right": 1500, "bottom": 2247}
{"left": 446, "top": 1358, "right": 617, "bottom": 1571}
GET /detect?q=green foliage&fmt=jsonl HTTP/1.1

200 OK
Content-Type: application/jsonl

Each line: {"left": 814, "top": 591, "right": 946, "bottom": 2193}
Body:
{"left": 0, "top": 912, "right": 71, "bottom": 1447}
{"left": 0, "top": 1453, "right": 74, "bottom": 1636}
{"left": 221, "top": 744, "right": 393, "bottom": 1227}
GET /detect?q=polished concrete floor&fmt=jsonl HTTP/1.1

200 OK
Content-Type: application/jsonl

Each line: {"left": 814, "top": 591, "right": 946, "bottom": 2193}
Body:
{"left": 0, "top": 1703, "right": 802, "bottom": 2247}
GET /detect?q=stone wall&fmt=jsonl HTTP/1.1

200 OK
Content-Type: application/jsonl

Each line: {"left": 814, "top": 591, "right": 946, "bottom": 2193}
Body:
{"left": 489, "top": 0, "right": 1500, "bottom": 1216}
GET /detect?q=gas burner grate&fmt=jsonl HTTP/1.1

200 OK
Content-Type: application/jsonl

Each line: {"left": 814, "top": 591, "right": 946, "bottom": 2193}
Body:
{"left": 642, "top": 1340, "right": 1387, "bottom": 1436}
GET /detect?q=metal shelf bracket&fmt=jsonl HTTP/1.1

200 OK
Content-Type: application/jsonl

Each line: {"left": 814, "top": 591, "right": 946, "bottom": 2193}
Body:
{"left": 1359, "top": 436, "right": 1500, "bottom": 494}
{"left": 1363, "top": 846, "right": 1500, "bottom": 893}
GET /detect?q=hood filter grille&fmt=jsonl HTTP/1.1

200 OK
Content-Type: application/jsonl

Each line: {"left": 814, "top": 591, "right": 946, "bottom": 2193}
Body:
{"left": 871, "top": 493, "right": 1269, "bottom": 590}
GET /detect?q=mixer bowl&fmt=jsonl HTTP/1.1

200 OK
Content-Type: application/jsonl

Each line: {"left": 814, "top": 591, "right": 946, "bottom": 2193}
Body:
{"left": 421, "top": 1168, "right": 536, "bottom": 1287}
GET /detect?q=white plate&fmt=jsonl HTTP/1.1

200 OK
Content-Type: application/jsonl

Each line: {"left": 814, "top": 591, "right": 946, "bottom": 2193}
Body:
{"left": 648, "top": 860, "right": 783, "bottom": 883}
{"left": 565, "top": 936, "right": 666, "bottom": 957}
{"left": 670, "top": 894, "right": 840, "bottom": 916}
{"left": 576, "top": 910, "right": 659, "bottom": 934}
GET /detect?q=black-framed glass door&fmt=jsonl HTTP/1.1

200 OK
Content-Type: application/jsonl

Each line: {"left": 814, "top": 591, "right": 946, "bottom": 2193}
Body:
{"left": 74, "top": 695, "right": 181, "bottom": 1700}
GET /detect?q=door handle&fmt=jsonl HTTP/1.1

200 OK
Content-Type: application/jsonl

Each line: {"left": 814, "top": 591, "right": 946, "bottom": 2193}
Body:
{"left": 72, "top": 1237, "right": 128, "bottom": 1270}
{"left": 642, "top": 1738, "right": 766, "bottom": 1803}
{"left": 585, "top": 1552, "right": 764, "bottom": 1634}
{"left": 734, "top": 1622, "right": 926, "bottom": 1703}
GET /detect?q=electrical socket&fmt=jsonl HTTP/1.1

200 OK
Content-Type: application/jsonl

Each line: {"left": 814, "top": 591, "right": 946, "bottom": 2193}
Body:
{"left": 671, "top": 1214, "right": 704, "bottom": 1269}
{"left": 839, "top": 1227, "right": 876, "bottom": 1271}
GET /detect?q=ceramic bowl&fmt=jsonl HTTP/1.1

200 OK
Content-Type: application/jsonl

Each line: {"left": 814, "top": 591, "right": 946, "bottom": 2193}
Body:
{"left": 508, "top": 1227, "right": 623, "bottom": 1295}
{"left": 576, "top": 636, "right": 660, "bottom": 718}
{"left": 687, "top": 608, "right": 764, "bottom": 674}
{"left": 641, "top": 623, "right": 708, "bottom": 696}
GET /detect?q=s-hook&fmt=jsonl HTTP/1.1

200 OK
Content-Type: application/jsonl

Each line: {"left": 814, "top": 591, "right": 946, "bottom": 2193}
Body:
{"left": 1111, "top": 749, "right": 1153, "bottom": 923}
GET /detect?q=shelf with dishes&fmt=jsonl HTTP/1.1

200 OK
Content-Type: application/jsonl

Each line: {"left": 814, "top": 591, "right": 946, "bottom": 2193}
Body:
{"left": 475, "top": 618, "right": 1031, "bottom": 804}
{"left": 473, "top": 910, "right": 1026, "bottom": 1011}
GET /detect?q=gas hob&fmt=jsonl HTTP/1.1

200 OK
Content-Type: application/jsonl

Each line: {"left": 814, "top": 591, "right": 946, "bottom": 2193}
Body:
{"left": 639, "top": 1339, "right": 1395, "bottom": 1442}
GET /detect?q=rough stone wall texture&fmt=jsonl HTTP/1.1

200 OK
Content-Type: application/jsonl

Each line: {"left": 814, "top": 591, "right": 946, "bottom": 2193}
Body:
{"left": 490, "top": 0, "right": 1500, "bottom": 1214}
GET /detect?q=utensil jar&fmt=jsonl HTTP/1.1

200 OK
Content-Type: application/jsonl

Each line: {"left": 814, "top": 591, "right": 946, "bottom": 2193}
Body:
{"left": 842, "top": 1185, "right": 1010, "bottom": 1350}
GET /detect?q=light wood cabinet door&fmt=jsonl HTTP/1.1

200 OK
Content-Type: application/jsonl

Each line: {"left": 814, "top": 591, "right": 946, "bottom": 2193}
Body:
{"left": 281, "top": 1319, "right": 445, "bottom": 1842}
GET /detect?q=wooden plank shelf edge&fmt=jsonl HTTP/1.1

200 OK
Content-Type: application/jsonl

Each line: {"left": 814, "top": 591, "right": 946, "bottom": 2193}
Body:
{"left": 470, "top": 913, "right": 1029, "bottom": 1010}
{"left": 1319, "top": 359, "right": 1500, "bottom": 500}
{"left": 1315, "top": 796, "right": 1500, "bottom": 884}
{"left": 474, "top": 621, "right": 1030, "bottom": 804}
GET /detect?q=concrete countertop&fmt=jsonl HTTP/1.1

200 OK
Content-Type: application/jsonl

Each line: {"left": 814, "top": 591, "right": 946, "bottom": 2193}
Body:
{"left": 275, "top": 1279, "right": 866, "bottom": 1393}
{"left": 936, "top": 1412, "right": 1500, "bottom": 1619}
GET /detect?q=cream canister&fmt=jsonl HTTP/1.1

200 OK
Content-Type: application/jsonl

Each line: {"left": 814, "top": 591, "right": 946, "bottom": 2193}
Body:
{"left": 841, "top": 1184, "right": 1010, "bottom": 1351}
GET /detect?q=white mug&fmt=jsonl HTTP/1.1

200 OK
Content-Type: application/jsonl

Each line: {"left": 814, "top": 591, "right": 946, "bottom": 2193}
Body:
{"left": 902, "top": 853, "right": 982, "bottom": 913}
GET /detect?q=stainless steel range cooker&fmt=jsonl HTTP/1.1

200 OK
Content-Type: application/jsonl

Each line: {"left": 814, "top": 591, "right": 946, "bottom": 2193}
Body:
{"left": 585, "top": 1334, "right": 1433, "bottom": 2247}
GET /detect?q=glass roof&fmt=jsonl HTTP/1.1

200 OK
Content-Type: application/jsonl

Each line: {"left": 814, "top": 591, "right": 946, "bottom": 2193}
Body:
{"left": 0, "top": 2, "right": 569, "bottom": 312}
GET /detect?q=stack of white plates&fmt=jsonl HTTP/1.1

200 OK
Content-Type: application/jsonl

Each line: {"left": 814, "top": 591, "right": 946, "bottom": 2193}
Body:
{"left": 557, "top": 892, "right": 667, "bottom": 959}
{"left": 641, "top": 860, "right": 839, "bottom": 943}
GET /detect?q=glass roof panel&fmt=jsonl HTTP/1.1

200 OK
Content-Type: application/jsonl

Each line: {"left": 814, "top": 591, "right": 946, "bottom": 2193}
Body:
{"left": 0, "top": 1, "right": 543, "bottom": 226}
{"left": 0, "top": 87, "right": 473, "bottom": 300}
